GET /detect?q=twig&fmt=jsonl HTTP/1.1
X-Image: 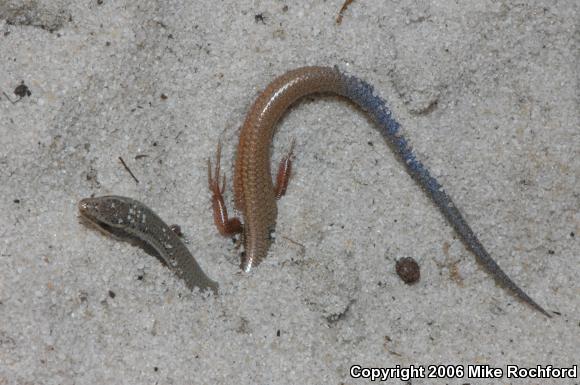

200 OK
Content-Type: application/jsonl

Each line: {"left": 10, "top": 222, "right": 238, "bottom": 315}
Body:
{"left": 118, "top": 156, "right": 140, "bottom": 184}
{"left": 280, "top": 235, "right": 306, "bottom": 257}
{"left": 2, "top": 91, "right": 18, "bottom": 104}
{"left": 336, "top": 0, "right": 354, "bottom": 24}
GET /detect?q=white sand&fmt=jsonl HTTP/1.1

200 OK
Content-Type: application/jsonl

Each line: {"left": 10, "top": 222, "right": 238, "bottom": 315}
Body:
{"left": 0, "top": 0, "right": 578, "bottom": 384}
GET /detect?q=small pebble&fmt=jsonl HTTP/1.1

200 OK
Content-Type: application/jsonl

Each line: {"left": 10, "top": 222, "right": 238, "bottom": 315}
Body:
{"left": 14, "top": 82, "right": 31, "bottom": 98}
{"left": 396, "top": 257, "right": 420, "bottom": 284}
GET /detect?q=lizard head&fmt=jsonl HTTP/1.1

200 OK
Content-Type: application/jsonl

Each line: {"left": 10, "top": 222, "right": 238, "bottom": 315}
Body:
{"left": 78, "top": 196, "right": 134, "bottom": 234}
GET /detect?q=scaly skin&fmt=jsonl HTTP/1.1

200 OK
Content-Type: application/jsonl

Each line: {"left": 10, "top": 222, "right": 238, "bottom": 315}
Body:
{"left": 79, "top": 196, "right": 218, "bottom": 294}
{"left": 209, "top": 66, "right": 550, "bottom": 317}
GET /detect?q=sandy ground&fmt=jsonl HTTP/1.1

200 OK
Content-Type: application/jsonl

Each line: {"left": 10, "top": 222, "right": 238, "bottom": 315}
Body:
{"left": 0, "top": 0, "right": 578, "bottom": 384}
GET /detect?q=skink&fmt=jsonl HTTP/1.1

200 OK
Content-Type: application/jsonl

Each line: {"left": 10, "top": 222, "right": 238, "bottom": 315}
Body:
{"left": 79, "top": 196, "right": 218, "bottom": 294}
{"left": 208, "top": 66, "right": 550, "bottom": 317}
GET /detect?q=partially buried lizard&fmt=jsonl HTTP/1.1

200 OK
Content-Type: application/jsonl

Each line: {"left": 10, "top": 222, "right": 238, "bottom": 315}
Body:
{"left": 208, "top": 66, "right": 551, "bottom": 317}
{"left": 79, "top": 196, "right": 218, "bottom": 294}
